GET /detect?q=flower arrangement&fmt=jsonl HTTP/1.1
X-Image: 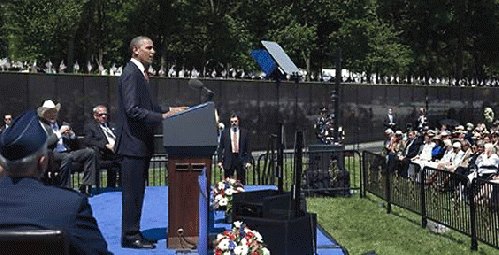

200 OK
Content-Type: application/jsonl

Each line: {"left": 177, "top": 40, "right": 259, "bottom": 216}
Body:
{"left": 214, "top": 221, "right": 270, "bottom": 255}
{"left": 212, "top": 177, "right": 245, "bottom": 217}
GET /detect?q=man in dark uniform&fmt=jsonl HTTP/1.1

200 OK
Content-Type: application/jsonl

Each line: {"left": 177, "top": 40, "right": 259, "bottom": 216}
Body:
{"left": 217, "top": 114, "right": 252, "bottom": 184}
{"left": 0, "top": 110, "right": 111, "bottom": 254}
{"left": 116, "top": 36, "right": 185, "bottom": 249}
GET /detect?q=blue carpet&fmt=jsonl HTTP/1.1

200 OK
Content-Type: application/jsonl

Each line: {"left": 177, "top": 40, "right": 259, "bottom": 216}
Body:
{"left": 89, "top": 186, "right": 346, "bottom": 255}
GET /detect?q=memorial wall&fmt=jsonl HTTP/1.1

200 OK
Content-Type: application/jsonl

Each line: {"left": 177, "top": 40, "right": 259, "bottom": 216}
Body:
{"left": 1, "top": 72, "right": 497, "bottom": 151}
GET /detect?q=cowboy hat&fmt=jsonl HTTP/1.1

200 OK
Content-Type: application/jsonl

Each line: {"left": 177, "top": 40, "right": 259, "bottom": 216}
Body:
{"left": 37, "top": 100, "right": 61, "bottom": 117}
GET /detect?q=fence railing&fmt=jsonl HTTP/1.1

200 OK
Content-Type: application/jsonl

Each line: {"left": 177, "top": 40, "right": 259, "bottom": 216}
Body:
{"left": 254, "top": 149, "right": 362, "bottom": 195}
{"left": 70, "top": 148, "right": 363, "bottom": 197}
{"left": 362, "top": 150, "right": 499, "bottom": 250}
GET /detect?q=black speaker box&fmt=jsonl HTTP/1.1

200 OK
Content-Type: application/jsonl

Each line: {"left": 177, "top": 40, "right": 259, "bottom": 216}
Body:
{"left": 236, "top": 213, "right": 317, "bottom": 255}
{"left": 232, "top": 190, "right": 307, "bottom": 220}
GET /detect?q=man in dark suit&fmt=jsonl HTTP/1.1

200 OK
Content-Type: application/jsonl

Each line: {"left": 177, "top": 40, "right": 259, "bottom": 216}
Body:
{"left": 84, "top": 105, "right": 120, "bottom": 187}
{"left": 38, "top": 100, "right": 98, "bottom": 196}
{"left": 0, "top": 114, "right": 12, "bottom": 133}
{"left": 217, "top": 114, "right": 252, "bottom": 184}
{"left": 0, "top": 110, "right": 112, "bottom": 254}
{"left": 116, "top": 36, "right": 185, "bottom": 249}
{"left": 398, "top": 130, "right": 422, "bottom": 177}
{"left": 383, "top": 107, "right": 397, "bottom": 131}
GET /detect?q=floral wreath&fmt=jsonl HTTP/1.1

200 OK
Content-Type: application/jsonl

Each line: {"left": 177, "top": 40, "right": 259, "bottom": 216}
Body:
{"left": 214, "top": 221, "right": 270, "bottom": 255}
{"left": 212, "top": 177, "right": 245, "bottom": 216}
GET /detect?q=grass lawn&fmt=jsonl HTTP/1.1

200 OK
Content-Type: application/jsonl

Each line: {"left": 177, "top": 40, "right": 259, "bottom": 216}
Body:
{"left": 307, "top": 193, "right": 499, "bottom": 255}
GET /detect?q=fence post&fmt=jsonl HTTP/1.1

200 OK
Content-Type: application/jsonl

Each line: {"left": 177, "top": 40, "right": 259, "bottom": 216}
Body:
{"left": 469, "top": 179, "right": 478, "bottom": 251}
{"left": 277, "top": 123, "right": 284, "bottom": 192}
{"left": 421, "top": 167, "right": 427, "bottom": 228}
{"left": 360, "top": 151, "right": 366, "bottom": 198}
{"left": 385, "top": 159, "right": 391, "bottom": 214}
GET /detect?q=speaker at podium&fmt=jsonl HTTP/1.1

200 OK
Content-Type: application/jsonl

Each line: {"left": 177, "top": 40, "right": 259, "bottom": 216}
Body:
{"left": 163, "top": 101, "right": 218, "bottom": 249}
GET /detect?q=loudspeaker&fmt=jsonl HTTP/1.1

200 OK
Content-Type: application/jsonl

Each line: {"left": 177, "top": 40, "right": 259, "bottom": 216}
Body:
{"left": 232, "top": 190, "right": 307, "bottom": 220}
{"left": 236, "top": 213, "right": 317, "bottom": 255}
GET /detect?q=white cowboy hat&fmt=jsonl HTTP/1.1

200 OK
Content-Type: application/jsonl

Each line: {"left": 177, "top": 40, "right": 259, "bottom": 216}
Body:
{"left": 37, "top": 100, "right": 61, "bottom": 117}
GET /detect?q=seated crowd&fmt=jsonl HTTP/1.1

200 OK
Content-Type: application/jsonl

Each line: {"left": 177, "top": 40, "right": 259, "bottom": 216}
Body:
{"left": 383, "top": 119, "right": 499, "bottom": 198}
{"left": 1, "top": 100, "right": 121, "bottom": 197}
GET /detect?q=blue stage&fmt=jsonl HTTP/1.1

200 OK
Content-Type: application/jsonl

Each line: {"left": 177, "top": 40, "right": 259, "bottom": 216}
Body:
{"left": 89, "top": 186, "right": 347, "bottom": 254}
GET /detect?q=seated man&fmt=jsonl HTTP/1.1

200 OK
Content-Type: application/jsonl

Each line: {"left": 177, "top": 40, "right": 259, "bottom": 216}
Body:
{"left": 0, "top": 110, "right": 112, "bottom": 254}
{"left": 84, "top": 105, "right": 121, "bottom": 187}
{"left": 38, "top": 100, "right": 98, "bottom": 196}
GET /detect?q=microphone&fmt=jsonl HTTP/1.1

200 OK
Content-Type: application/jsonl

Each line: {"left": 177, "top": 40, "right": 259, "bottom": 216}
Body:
{"left": 188, "top": 78, "right": 214, "bottom": 102}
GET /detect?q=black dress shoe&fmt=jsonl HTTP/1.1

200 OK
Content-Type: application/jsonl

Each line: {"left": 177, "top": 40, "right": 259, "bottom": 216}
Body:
{"left": 121, "top": 237, "right": 156, "bottom": 249}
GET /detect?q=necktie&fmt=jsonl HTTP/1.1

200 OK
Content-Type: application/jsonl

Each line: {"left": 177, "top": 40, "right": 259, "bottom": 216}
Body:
{"left": 102, "top": 124, "right": 116, "bottom": 140}
{"left": 145, "top": 70, "right": 150, "bottom": 82}
{"left": 232, "top": 130, "right": 239, "bottom": 153}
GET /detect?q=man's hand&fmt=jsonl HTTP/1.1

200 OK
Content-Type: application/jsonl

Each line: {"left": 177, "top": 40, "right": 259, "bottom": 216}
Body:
{"left": 106, "top": 142, "right": 115, "bottom": 152}
{"left": 244, "top": 163, "right": 252, "bottom": 170}
{"left": 163, "top": 107, "right": 189, "bottom": 119}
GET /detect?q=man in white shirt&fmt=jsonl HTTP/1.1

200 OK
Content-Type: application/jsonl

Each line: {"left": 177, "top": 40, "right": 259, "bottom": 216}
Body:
{"left": 38, "top": 100, "right": 98, "bottom": 196}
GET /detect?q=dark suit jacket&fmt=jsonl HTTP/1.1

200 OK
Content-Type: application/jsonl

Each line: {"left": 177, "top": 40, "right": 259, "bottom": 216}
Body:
{"left": 116, "top": 61, "right": 165, "bottom": 157}
{"left": 404, "top": 137, "right": 422, "bottom": 159}
{"left": 383, "top": 114, "right": 397, "bottom": 129}
{"left": 0, "top": 177, "right": 111, "bottom": 254}
{"left": 217, "top": 127, "right": 251, "bottom": 170}
{"left": 84, "top": 121, "right": 119, "bottom": 158}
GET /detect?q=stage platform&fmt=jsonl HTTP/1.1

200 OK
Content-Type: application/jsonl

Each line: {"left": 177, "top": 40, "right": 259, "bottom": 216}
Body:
{"left": 89, "top": 185, "right": 347, "bottom": 254}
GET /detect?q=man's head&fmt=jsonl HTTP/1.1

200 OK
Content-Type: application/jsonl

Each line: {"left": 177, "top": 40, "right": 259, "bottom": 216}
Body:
{"left": 0, "top": 110, "right": 48, "bottom": 178}
{"left": 130, "top": 36, "right": 155, "bottom": 67}
{"left": 93, "top": 105, "right": 108, "bottom": 124}
{"left": 3, "top": 115, "right": 12, "bottom": 125}
{"left": 37, "top": 100, "right": 61, "bottom": 123}
{"left": 230, "top": 114, "right": 239, "bottom": 129}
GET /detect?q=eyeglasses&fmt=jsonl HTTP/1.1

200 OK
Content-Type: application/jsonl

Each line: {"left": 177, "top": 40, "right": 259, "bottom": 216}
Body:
{"left": 230, "top": 121, "right": 238, "bottom": 124}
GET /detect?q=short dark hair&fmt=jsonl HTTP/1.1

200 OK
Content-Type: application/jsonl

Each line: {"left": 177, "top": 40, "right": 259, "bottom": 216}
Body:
{"left": 129, "top": 36, "right": 151, "bottom": 55}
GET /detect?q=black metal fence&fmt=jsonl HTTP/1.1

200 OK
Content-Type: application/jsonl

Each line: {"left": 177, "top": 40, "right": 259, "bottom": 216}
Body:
{"left": 362, "top": 151, "right": 499, "bottom": 250}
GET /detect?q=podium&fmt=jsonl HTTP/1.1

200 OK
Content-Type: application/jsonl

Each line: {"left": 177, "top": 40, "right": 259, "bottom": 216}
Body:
{"left": 163, "top": 102, "right": 218, "bottom": 249}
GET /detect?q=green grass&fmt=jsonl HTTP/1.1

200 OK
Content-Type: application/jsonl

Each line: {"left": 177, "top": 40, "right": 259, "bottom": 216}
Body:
{"left": 307, "top": 193, "right": 499, "bottom": 255}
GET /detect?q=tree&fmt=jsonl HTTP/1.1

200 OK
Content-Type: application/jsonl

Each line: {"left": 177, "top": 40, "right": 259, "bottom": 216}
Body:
{"left": 2, "top": 0, "right": 84, "bottom": 66}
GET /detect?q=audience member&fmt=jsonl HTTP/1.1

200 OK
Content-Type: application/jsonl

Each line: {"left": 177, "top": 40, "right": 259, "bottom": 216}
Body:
{"left": 0, "top": 114, "right": 12, "bottom": 132}
{"left": 217, "top": 114, "right": 252, "bottom": 184}
{"left": 0, "top": 110, "right": 112, "bottom": 254}
{"left": 84, "top": 105, "right": 121, "bottom": 187}
{"left": 383, "top": 107, "right": 397, "bottom": 131}
{"left": 38, "top": 100, "right": 98, "bottom": 196}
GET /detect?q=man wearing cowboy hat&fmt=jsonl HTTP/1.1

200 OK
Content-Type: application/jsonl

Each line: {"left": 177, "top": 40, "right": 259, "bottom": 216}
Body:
{"left": 38, "top": 100, "right": 98, "bottom": 196}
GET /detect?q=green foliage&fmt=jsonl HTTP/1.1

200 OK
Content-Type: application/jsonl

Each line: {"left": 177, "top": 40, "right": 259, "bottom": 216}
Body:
{"left": 2, "top": 0, "right": 499, "bottom": 78}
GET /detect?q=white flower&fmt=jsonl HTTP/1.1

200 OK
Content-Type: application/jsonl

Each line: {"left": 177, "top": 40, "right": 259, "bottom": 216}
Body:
{"left": 217, "top": 233, "right": 226, "bottom": 241}
{"left": 236, "top": 187, "right": 245, "bottom": 192}
{"left": 215, "top": 194, "right": 224, "bottom": 201}
{"left": 217, "top": 182, "right": 225, "bottom": 190}
{"left": 253, "top": 230, "right": 263, "bottom": 242}
{"left": 262, "top": 247, "right": 270, "bottom": 255}
{"left": 226, "top": 188, "right": 234, "bottom": 196}
{"left": 218, "top": 239, "right": 230, "bottom": 250}
{"left": 234, "top": 245, "right": 248, "bottom": 255}
{"left": 240, "top": 238, "right": 248, "bottom": 247}
{"left": 234, "top": 221, "right": 243, "bottom": 229}
{"left": 219, "top": 197, "right": 229, "bottom": 206}
{"left": 228, "top": 178, "right": 237, "bottom": 185}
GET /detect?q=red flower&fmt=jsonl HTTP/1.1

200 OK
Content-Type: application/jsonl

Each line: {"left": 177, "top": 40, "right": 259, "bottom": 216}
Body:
{"left": 246, "top": 231, "right": 255, "bottom": 239}
{"left": 252, "top": 250, "right": 261, "bottom": 255}
{"left": 215, "top": 247, "right": 223, "bottom": 255}
{"left": 229, "top": 233, "right": 236, "bottom": 240}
